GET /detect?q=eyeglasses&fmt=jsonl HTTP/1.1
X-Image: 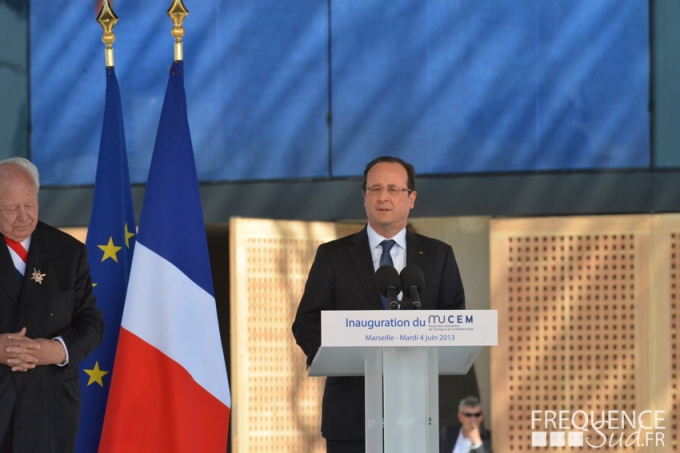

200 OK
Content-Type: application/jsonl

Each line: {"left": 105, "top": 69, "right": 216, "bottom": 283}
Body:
{"left": 365, "top": 185, "right": 413, "bottom": 197}
{"left": 462, "top": 412, "right": 483, "bottom": 418}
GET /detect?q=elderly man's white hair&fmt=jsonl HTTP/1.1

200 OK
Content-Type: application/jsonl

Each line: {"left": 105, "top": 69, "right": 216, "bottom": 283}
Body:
{"left": 0, "top": 157, "right": 40, "bottom": 190}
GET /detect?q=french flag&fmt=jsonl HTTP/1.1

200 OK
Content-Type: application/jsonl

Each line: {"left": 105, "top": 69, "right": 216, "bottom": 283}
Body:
{"left": 99, "top": 61, "right": 230, "bottom": 452}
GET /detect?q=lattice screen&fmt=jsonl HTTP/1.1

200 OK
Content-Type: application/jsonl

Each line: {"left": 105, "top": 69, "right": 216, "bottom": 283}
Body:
{"left": 671, "top": 233, "right": 679, "bottom": 452}
{"left": 490, "top": 215, "right": 677, "bottom": 453}
{"left": 229, "top": 218, "right": 362, "bottom": 453}
{"left": 656, "top": 216, "right": 680, "bottom": 453}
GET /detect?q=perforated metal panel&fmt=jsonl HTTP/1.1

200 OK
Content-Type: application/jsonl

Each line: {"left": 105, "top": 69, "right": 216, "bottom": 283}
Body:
{"left": 509, "top": 234, "right": 637, "bottom": 447}
{"left": 491, "top": 216, "right": 664, "bottom": 452}
{"left": 229, "top": 218, "right": 362, "bottom": 453}
{"left": 669, "top": 232, "right": 680, "bottom": 452}
{"left": 647, "top": 215, "right": 679, "bottom": 452}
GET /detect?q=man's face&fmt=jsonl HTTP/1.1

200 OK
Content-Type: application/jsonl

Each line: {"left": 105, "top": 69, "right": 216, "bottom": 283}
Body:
{"left": 458, "top": 405, "right": 484, "bottom": 431}
{"left": 0, "top": 166, "right": 39, "bottom": 242}
{"left": 363, "top": 161, "right": 416, "bottom": 238}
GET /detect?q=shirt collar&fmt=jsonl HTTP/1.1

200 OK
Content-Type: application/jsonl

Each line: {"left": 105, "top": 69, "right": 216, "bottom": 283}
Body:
{"left": 366, "top": 224, "right": 407, "bottom": 252}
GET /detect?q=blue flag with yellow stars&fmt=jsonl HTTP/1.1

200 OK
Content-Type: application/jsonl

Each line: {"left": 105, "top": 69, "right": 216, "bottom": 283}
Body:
{"left": 77, "top": 66, "right": 136, "bottom": 453}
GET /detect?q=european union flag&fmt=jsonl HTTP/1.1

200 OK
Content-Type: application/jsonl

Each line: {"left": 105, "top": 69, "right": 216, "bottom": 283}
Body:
{"left": 77, "top": 66, "right": 136, "bottom": 452}
{"left": 99, "top": 60, "right": 230, "bottom": 453}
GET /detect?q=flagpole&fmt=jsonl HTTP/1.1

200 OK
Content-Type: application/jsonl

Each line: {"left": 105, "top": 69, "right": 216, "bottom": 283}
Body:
{"left": 97, "top": 0, "right": 119, "bottom": 68}
{"left": 79, "top": 2, "right": 138, "bottom": 452}
{"left": 98, "top": 2, "right": 231, "bottom": 449}
{"left": 167, "top": 0, "right": 189, "bottom": 62}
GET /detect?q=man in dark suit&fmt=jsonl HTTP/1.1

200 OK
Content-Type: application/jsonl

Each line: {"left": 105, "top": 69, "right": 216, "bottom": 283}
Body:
{"left": 0, "top": 158, "right": 104, "bottom": 453}
{"left": 292, "top": 156, "right": 465, "bottom": 453}
{"left": 440, "top": 396, "right": 492, "bottom": 453}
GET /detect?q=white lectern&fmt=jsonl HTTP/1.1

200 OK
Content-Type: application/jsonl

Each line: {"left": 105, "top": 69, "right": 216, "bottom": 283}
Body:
{"left": 308, "top": 310, "right": 497, "bottom": 453}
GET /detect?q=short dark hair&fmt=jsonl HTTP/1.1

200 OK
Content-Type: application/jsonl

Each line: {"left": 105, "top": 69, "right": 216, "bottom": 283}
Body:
{"left": 362, "top": 156, "right": 416, "bottom": 193}
{"left": 458, "top": 395, "right": 481, "bottom": 413}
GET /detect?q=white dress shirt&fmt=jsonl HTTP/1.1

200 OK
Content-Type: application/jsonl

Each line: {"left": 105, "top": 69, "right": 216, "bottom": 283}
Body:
{"left": 366, "top": 224, "right": 407, "bottom": 272}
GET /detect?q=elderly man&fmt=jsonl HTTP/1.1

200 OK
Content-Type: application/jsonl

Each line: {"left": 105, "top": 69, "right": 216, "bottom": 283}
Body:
{"left": 0, "top": 158, "right": 103, "bottom": 453}
{"left": 440, "top": 396, "right": 492, "bottom": 453}
{"left": 292, "top": 156, "right": 466, "bottom": 453}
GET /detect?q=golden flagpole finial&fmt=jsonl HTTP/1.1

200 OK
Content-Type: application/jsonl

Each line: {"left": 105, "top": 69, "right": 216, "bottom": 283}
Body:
{"left": 96, "top": 0, "right": 119, "bottom": 67}
{"left": 167, "top": 0, "right": 189, "bottom": 62}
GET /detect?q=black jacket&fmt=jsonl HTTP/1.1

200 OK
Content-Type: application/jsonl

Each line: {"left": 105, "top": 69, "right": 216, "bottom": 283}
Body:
{"left": 440, "top": 425, "right": 492, "bottom": 453}
{"left": 292, "top": 226, "right": 465, "bottom": 440}
{"left": 0, "top": 222, "right": 104, "bottom": 453}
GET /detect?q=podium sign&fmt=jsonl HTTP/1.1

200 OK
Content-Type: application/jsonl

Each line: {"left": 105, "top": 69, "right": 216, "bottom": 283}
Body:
{"left": 309, "top": 310, "right": 497, "bottom": 453}
{"left": 321, "top": 310, "right": 497, "bottom": 347}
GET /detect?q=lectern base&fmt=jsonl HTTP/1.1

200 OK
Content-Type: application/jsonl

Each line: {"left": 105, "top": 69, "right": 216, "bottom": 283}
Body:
{"left": 365, "top": 347, "right": 439, "bottom": 453}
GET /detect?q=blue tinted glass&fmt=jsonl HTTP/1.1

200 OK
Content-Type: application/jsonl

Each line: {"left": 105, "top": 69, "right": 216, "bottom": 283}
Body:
{"left": 331, "top": 0, "right": 649, "bottom": 176}
{"left": 30, "top": 0, "right": 648, "bottom": 185}
{"left": 30, "top": 0, "right": 329, "bottom": 185}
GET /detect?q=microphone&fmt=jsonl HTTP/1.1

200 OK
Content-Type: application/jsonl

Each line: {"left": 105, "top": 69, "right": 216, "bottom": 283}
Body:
{"left": 400, "top": 265, "right": 425, "bottom": 309}
{"left": 375, "top": 265, "right": 402, "bottom": 310}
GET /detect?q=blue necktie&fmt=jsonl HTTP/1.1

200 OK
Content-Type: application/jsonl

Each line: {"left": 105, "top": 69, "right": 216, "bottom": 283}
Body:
{"left": 379, "top": 240, "right": 396, "bottom": 309}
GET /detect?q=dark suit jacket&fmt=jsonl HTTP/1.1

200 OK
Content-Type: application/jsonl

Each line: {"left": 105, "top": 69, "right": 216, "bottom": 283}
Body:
{"left": 440, "top": 425, "right": 492, "bottom": 453}
{"left": 292, "top": 226, "right": 465, "bottom": 440}
{"left": 0, "top": 221, "right": 104, "bottom": 453}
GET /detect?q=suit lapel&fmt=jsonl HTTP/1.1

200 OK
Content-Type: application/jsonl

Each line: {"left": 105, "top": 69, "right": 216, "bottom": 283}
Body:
{"left": 406, "top": 230, "right": 433, "bottom": 303}
{"left": 14, "top": 230, "right": 55, "bottom": 330}
{"left": 406, "top": 230, "right": 426, "bottom": 270}
{"left": 0, "top": 239, "right": 21, "bottom": 299}
{"left": 0, "top": 240, "right": 22, "bottom": 332}
{"left": 348, "top": 227, "right": 383, "bottom": 310}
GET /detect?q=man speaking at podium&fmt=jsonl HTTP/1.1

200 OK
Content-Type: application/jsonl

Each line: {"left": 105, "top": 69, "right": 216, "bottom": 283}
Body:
{"left": 292, "top": 156, "right": 466, "bottom": 453}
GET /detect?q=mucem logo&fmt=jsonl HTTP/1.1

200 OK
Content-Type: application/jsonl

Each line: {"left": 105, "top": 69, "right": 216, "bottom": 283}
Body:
{"left": 531, "top": 410, "right": 665, "bottom": 448}
{"left": 427, "top": 314, "right": 474, "bottom": 331}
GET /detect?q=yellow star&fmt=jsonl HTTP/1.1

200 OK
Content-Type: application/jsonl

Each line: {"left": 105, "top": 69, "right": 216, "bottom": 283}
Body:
{"left": 125, "top": 223, "right": 136, "bottom": 248}
{"left": 98, "top": 237, "right": 122, "bottom": 262}
{"left": 83, "top": 361, "right": 109, "bottom": 387}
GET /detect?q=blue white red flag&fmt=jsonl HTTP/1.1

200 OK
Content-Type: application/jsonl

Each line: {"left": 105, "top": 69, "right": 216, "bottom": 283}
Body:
{"left": 99, "top": 61, "right": 230, "bottom": 452}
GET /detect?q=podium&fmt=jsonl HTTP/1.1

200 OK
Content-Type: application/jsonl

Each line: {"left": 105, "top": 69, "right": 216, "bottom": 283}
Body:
{"left": 309, "top": 310, "right": 497, "bottom": 453}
